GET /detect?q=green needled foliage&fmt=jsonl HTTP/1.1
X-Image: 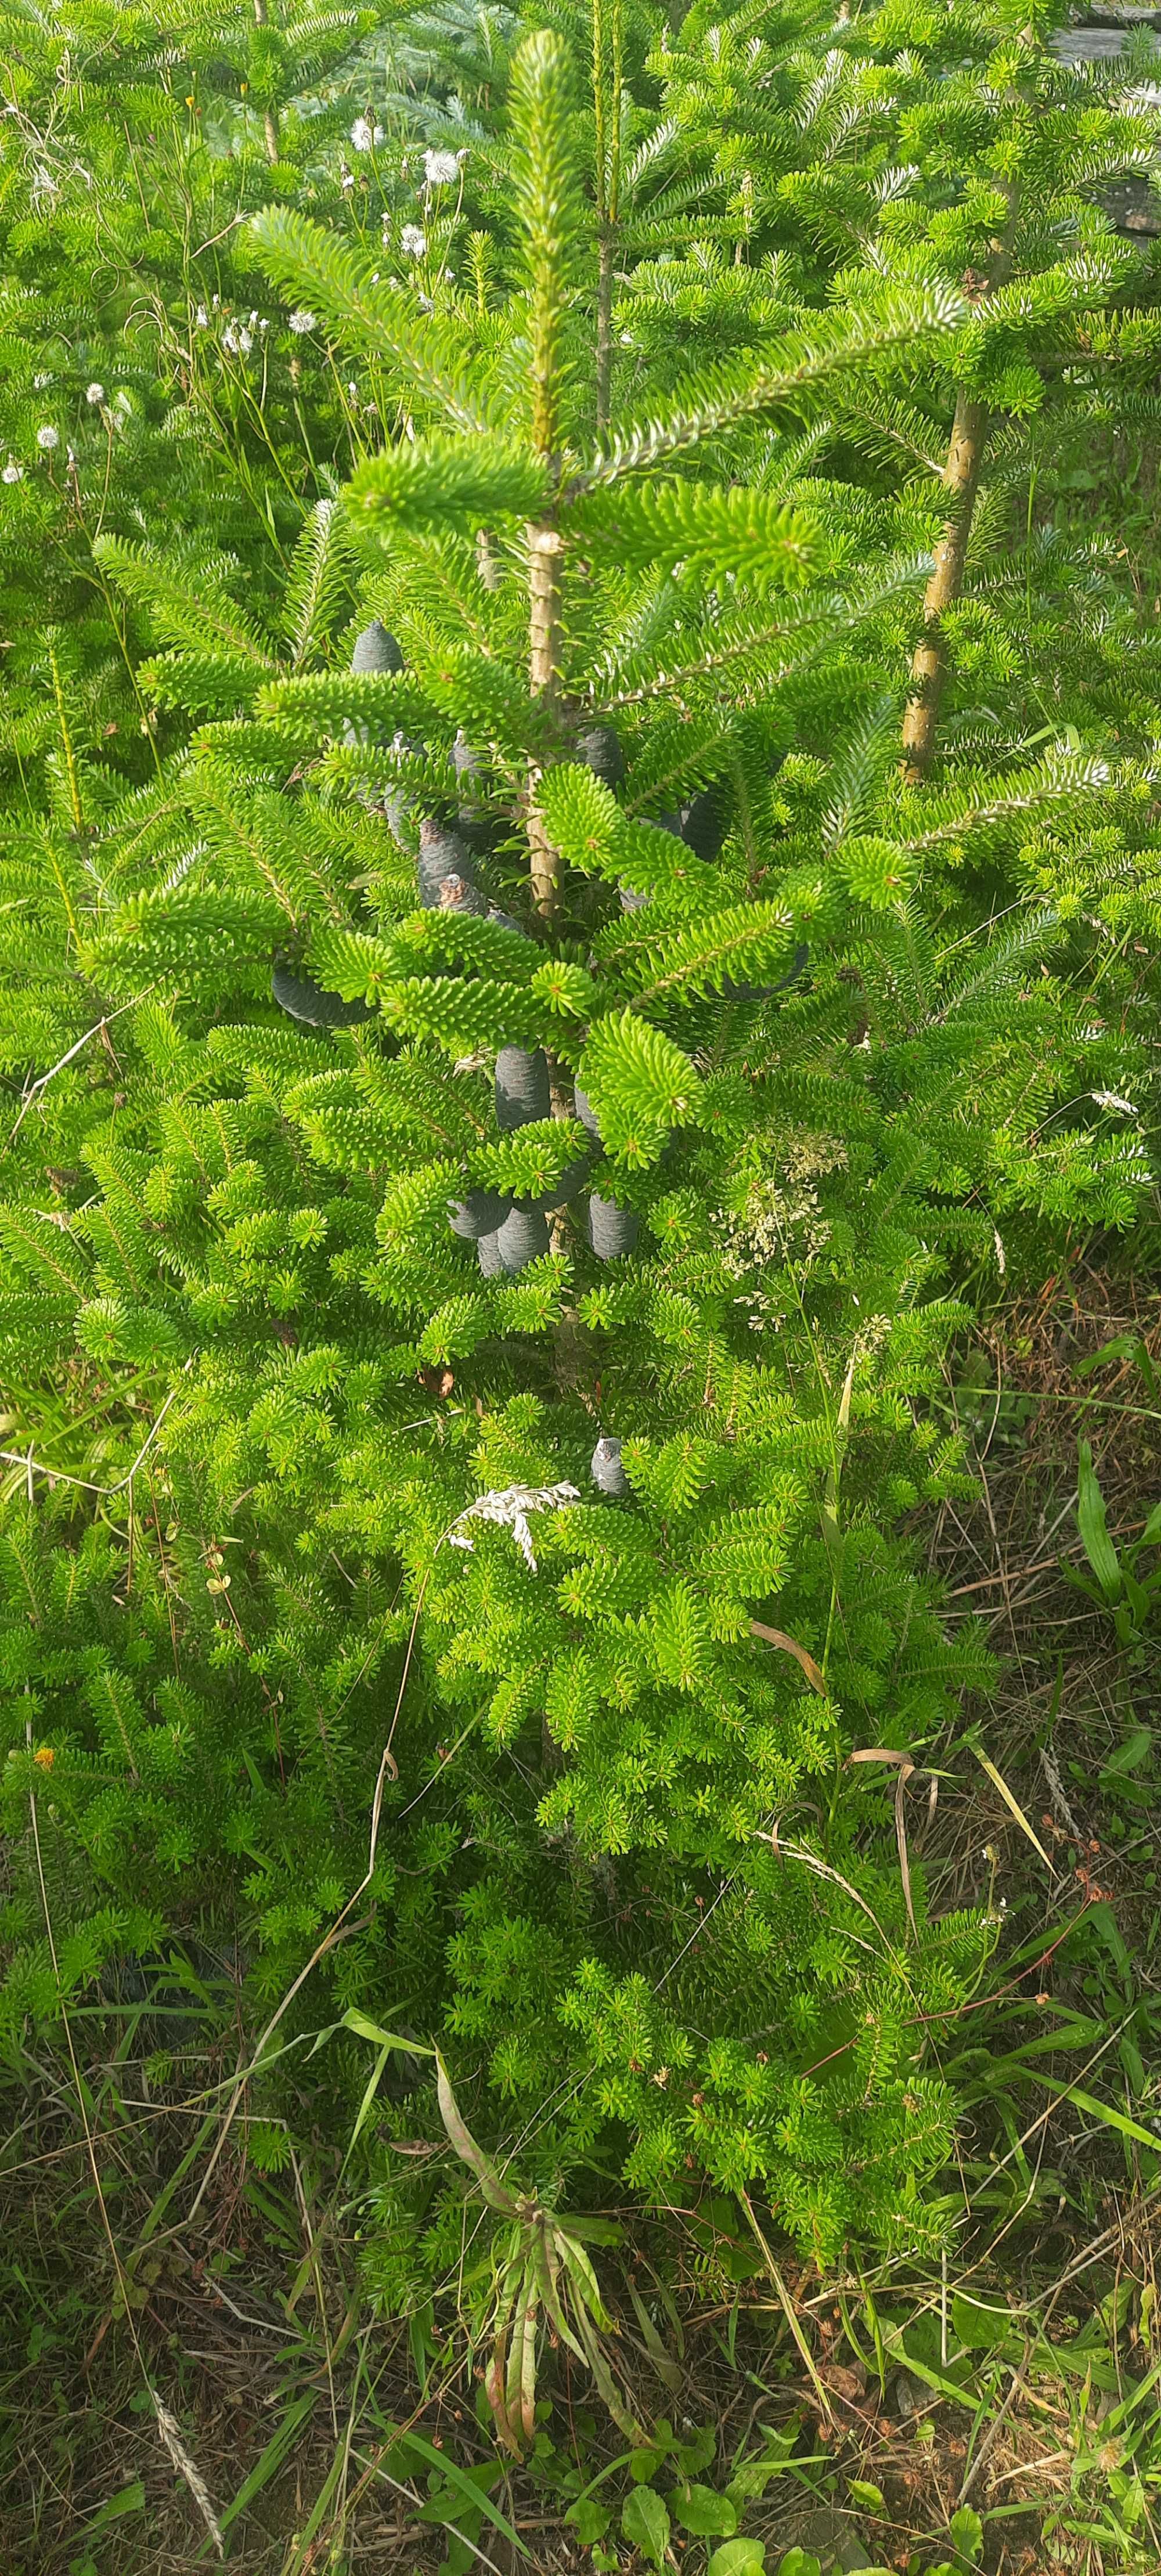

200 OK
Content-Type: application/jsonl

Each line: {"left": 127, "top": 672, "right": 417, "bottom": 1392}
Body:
{"left": 1, "top": 0, "right": 1160, "bottom": 2458}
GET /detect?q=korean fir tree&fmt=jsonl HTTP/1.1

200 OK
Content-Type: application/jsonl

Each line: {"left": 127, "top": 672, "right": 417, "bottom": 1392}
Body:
{"left": 3, "top": 0, "right": 1160, "bottom": 2445}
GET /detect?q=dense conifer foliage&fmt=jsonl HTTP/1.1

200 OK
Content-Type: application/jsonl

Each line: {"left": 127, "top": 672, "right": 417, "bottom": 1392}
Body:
{"left": 1, "top": 0, "right": 1159, "bottom": 2428}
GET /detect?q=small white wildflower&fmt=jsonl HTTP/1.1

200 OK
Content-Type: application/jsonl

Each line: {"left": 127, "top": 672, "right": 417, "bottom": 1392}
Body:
{"left": 212, "top": 293, "right": 221, "bottom": 309}
{"left": 238, "top": 326, "right": 253, "bottom": 354}
{"left": 347, "top": 378, "right": 358, "bottom": 396}
{"left": 66, "top": 443, "right": 76, "bottom": 467}
{"left": 448, "top": 1481, "right": 580, "bottom": 1574}
{"left": 401, "top": 223, "right": 426, "bottom": 259}
{"left": 248, "top": 309, "right": 259, "bottom": 326}
{"left": 423, "top": 147, "right": 461, "bottom": 187}
{"left": 36, "top": 424, "right": 59, "bottom": 451}
{"left": 1091, "top": 1089, "right": 1138, "bottom": 1116}
{"left": 85, "top": 381, "right": 105, "bottom": 405}
{"left": 288, "top": 307, "right": 317, "bottom": 334}
{"left": 340, "top": 165, "right": 355, "bottom": 192}
{"left": 33, "top": 373, "right": 51, "bottom": 390}
{"left": 351, "top": 115, "right": 376, "bottom": 151}
{"left": 195, "top": 304, "right": 208, "bottom": 327}
{"left": 2, "top": 459, "right": 22, "bottom": 483}
{"left": 222, "top": 324, "right": 239, "bottom": 352}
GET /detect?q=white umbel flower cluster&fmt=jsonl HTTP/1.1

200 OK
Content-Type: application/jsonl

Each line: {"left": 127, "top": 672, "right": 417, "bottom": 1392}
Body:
{"left": 448, "top": 1482, "right": 580, "bottom": 1573}
{"left": 401, "top": 225, "right": 426, "bottom": 260}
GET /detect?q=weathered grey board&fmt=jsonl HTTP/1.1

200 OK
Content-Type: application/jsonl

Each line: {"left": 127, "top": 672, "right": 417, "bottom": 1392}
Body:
{"left": 1050, "top": 26, "right": 1137, "bottom": 56}
{"left": 1047, "top": 15, "right": 1161, "bottom": 230}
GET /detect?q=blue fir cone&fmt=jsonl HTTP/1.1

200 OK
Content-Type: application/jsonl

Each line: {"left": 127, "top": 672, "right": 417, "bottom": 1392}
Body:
{"left": 436, "top": 872, "right": 489, "bottom": 917}
{"left": 448, "top": 1188, "right": 513, "bottom": 1240}
{"left": 452, "top": 730, "right": 497, "bottom": 852}
{"left": 495, "top": 1045, "right": 551, "bottom": 1130}
{"left": 419, "top": 816, "right": 477, "bottom": 904}
{"left": 526, "top": 1160, "right": 590, "bottom": 1214}
{"left": 575, "top": 724, "right": 626, "bottom": 792}
{"left": 721, "top": 940, "right": 810, "bottom": 1005}
{"left": 495, "top": 1203, "right": 550, "bottom": 1272}
{"left": 587, "top": 1192, "right": 640, "bottom": 1260}
{"left": 573, "top": 1084, "right": 603, "bottom": 1144}
{"left": 352, "top": 619, "right": 404, "bottom": 674}
{"left": 271, "top": 962, "right": 372, "bottom": 1028}
{"left": 590, "top": 1435, "right": 629, "bottom": 1496}
{"left": 677, "top": 782, "right": 727, "bottom": 863}
{"left": 378, "top": 731, "right": 424, "bottom": 847}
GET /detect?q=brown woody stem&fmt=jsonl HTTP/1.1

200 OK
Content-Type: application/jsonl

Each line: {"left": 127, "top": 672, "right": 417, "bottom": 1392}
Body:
{"left": 596, "top": 232, "right": 614, "bottom": 435}
{"left": 900, "top": 390, "right": 990, "bottom": 785}
{"left": 901, "top": 179, "right": 1021, "bottom": 782}
{"left": 527, "top": 521, "right": 564, "bottom": 917}
{"left": 253, "top": 0, "right": 280, "bottom": 161}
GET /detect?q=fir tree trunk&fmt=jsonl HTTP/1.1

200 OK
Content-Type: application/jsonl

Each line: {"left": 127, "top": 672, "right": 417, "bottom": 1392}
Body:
{"left": 596, "top": 231, "right": 614, "bottom": 435}
{"left": 900, "top": 390, "right": 989, "bottom": 784}
{"left": 901, "top": 181, "right": 1021, "bottom": 782}
{"left": 253, "top": 0, "right": 280, "bottom": 163}
{"left": 527, "top": 521, "right": 564, "bottom": 917}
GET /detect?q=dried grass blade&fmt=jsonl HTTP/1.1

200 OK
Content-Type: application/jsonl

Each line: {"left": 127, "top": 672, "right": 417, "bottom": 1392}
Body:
{"left": 973, "top": 1747, "right": 1055, "bottom": 1874}
{"left": 738, "top": 2189, "right": 834, "bottom": 2423}
{"left": 749, "top": 1619, "right": 826, "bottom": 1694}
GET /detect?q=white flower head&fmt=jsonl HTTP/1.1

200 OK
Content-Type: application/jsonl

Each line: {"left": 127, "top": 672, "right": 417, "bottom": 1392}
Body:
{"left": 288, "top": 307, "right": 317, "bottom": 334}
{"left": 36, "top": 424, "right": 59, "bottom": 451}
{"left": 2, "top": 459, "right": 22, "bottom": 483}
{"left": 1091, "top": 1089, "right": 1139, "bottom": 1116}
{"left": 350, "top": 115, "right": 381, "bottom": 151}
{"left": 448, "top": 1481, "right": 580, "bottom": 1574}
{"left": 222, "top": 324, "right": 239, "bottom": 352}
{"left": 238, "top": 326, "right": 253, "bottom": 353}
{"left": 401, "top": 224, "right": 426, "bottom": 259}
{"left": 195, "top": 304, "right": 208, "bottom": 327}
{"left": 423, "top": 147, "right": 461, "bottom": 187}
{"left": 85, "top": 382, "right": 105, "bottom": 405}
{"left": 33, "top": 373, "right": 51, "bottom": 391}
